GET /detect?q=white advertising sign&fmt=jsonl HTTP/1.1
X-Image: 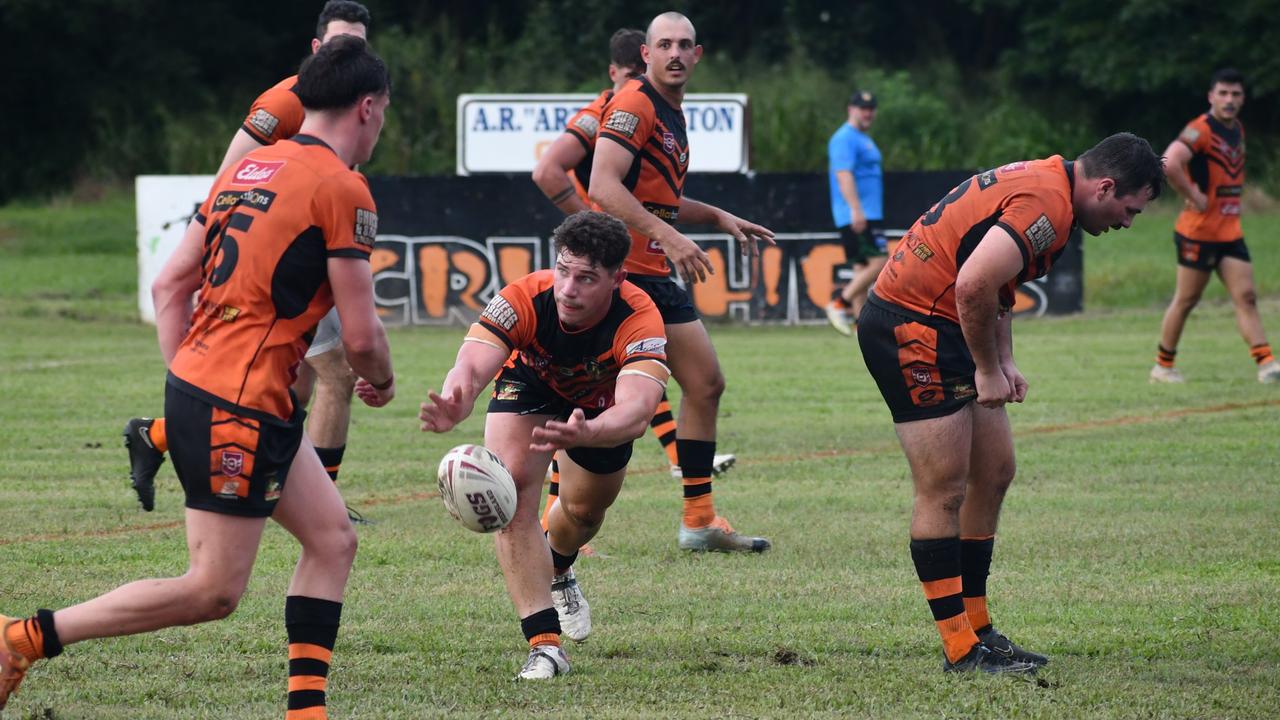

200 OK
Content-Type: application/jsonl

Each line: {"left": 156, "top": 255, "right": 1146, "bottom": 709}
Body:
{"left": 135, "top": 175, "right": 214, "bottom": 323}
{"left": 457, "top": 93, "right": 749, "bottom": 175}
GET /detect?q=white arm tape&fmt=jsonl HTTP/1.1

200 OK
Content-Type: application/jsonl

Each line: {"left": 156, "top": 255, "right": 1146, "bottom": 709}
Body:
{"left": 463, "top": 336, "right": 506, "bottom": 352}
{"left": 617, "top": 368, "right": 668, "bottom": 388}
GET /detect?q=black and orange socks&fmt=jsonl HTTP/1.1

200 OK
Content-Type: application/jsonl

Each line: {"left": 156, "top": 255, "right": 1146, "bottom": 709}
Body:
{"left": 677, "top": 439, "right": 716, "bottom": 528}
{"left": 285, "top": 596, "right": 341, "bottom": 720}
{"left": 910, "top": 537, "right": 979, "bottom": 663}
{"left": 314, "top": 445, "right": 346, "bottom": 483}
{"left": 3, "top": 610, "right": 62, "bottom": 662}
{"left": 520, "top": 608, "right": 561, "bottom": 649}
{"left": 649, "top": 393, "right": 680, "bottom": 466}
{"left": 960, "top": 535, "right": 995, "bottom": 634}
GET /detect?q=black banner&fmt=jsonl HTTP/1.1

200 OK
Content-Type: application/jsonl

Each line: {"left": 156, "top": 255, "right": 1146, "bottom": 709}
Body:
{"left": 367, "top": 172, "right": 1082, "bottom": 325}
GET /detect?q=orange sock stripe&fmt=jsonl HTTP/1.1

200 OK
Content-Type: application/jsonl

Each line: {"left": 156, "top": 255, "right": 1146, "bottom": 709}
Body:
{"left": 936, "top": 613, "right": 979, "bottom": 663}
{"left": 5, "top": 619, "right": 42, "bottom": 661}
{"left": 529, "top": 632, "right": 560, "bottom": 648}
{"left": 660, "top": 437, "right": 679, "bottom": 465}
{"left": 288, "top": 675, "right": 328, "bottom": 693}
{"left": 286, "top": 708, "right": 329, "bottom": 720}
{"left": 921, "top": 577, "right": 963, "bottom": 600}
{"left": 682, "top": 493, "right": 715, "bottom": 528}
{"left": 1250, "top": 344, "right": 1274, "bottom": 364}
{"left": 540, "top": 496, "right": 558, "bottom": 533}
{"left": 323, "top": 464, "right": 340, "bottom": 475}
{"left": 681, "top": 475, "right": 711, "bottom": 486}
{"left": 963, "top": 596, "right": 991, "bottom": 632}
{"left": 959, "top": 534, "right": 994, "bottom": 541}
{"left": 288, "top": 643, "right": 334, "bottom": 663}
{"left": 151, "top": 418, "right": 168, "bottom": 453}
{"left": 654, "top": 400, "right": 672, "bottom": 416}
{"left": 651, "top": 419, "right": 678, "bottom": 437}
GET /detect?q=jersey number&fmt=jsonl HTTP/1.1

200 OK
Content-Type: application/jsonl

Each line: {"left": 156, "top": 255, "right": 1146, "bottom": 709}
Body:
{"left": 920, "top": 177, "right": 973, "bottom": 227}
{"left": 208, "top": 212, "right": 255, "bottom": 287}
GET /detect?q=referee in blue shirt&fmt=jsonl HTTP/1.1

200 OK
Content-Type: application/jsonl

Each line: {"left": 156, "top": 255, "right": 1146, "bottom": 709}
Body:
{"left": 825, "top": 90, "right": 885, "bottom": 336}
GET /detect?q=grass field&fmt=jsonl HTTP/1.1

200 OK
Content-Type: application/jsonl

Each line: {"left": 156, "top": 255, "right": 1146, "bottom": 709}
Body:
{"left": 1, "top": 192, "right": 1279, "bottom": 718}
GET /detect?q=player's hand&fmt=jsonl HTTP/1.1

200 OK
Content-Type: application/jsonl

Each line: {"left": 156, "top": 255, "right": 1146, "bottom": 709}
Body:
{"left": 974, "top": 369, "right": 1012, "bottom": 408}
{"left": 1001, "top": 362, "right": 1028, "bottom": 403}
{"left": 419, "top": 386, "right": 470, "bottom": 433}
{"left": 851, "top": 213, "right": 868, "bottom": 234}
{"left": 355, "top": 377, "right": 395, "bottom": 408}
{"left": 662, "top": 232, "right": 715, "bottom": 284}
{"left": 716, "top": 210, "right": 777, "bottom": 259}
{"left": 1187, "top": 190, "right": 1209, "bottom": 213}
{"left": 530, "top": 409, "right": 594, "bottom": 451}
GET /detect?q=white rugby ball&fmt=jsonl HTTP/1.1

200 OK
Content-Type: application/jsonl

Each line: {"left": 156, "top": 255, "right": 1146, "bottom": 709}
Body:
{"left": 436, "top": 444, "right": 517, "bottom": 533}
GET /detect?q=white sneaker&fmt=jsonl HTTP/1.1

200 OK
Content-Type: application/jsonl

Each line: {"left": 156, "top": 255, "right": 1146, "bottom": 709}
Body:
{"left": 518, "top": 643, "right": 570, "bottom": 680}
{"left": 551, "top": 568, "right": 591, "bottom": 642}
{"left": 1259, "top": 360, "right": 1280, "bottom": 384}
{"left": 678, "top": 515, "right": 771, "bottom": 553}
{"left": 669, "top": 453, "right": 737, "bottom": 480}
{"left": 1149, "top": 364, "right": 1185, "bottom": 383}
{"left": 825, "top": 301, "right": 854, "bottom": 336}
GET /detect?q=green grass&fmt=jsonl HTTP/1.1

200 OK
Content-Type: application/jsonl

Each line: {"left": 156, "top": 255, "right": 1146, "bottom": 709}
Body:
{"left": 1, "top": 192, "right": 1279, "bottom": 718}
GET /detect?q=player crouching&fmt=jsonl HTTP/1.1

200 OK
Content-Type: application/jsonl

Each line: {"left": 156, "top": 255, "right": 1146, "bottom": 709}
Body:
{"left": 420, "top": 211, "right": 668, "bottom": 679}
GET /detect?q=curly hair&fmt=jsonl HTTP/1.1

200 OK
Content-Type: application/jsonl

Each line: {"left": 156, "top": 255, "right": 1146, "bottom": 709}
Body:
{"left": 552, "top": 211, "right": 631, "bottom": 270}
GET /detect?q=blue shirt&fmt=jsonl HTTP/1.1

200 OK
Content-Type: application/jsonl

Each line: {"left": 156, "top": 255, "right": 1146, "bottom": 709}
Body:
{"left": 827, "top": 123, "right": 883, "bottom": 227}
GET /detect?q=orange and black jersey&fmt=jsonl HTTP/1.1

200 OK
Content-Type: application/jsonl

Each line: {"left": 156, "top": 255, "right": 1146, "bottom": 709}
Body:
{"left": 472, "top": 271, "right": 668, "bottom": 410}
{"left": 563, "top": 88, "right": 613, "bottom": 203}
{"left": 874, "top": 157, "right": 1076, "bottom": 323}
{"left": 170, "top": 135, "right": 376, "bottom": 423}
{"left": 242, "top": 75, "right": 305, "bottom": 146}
{"left": 1175, "top": 113, "right": 1245, "bottom": 242}
{"left": 598, "top": 76, "right": 690, "bottom": 277}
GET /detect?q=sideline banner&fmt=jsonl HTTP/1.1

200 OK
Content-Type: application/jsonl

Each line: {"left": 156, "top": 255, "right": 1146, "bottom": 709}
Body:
{"left": 135, "top": 172, "right": 1082, "bottom": 325}
{"left": 456, "top": 94, "right": 749, "bottom": 174}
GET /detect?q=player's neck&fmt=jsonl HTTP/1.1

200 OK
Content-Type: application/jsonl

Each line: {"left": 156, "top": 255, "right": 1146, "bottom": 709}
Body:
{"left": 645, "top": 73, "right": 686, "bottom": 108}
{"left": 298, "top": 117, "right": 362, "bottom": 167}
{"left": 1210, "top": 111, "right": 1237, "bottom": 128}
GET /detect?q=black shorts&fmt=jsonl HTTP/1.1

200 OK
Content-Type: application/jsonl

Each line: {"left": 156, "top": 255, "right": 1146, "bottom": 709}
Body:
{"left": 486, "top": 361, "right": 633, "bottom": 474}
{"left": 839, "top": 222, "right": 888, "bottom": 265}
{"left": 1174, "top": 233, "right": 1250, "bottom": 271}
{"left": 858, "top": 293, "right": 978, "bottom": 423}
{"left": 165, "top": 383, "right": 306, "bottom": 517}
{"left": 626, "top": 274, "right": 699, "bottom": 325}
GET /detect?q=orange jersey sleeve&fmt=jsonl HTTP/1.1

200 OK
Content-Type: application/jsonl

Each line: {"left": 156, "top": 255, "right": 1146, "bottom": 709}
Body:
{"left": 874, "top": 157, "right": 1075, "bottom": 322}
{"left": 1174, "top": 114, "right": 1245, "bottom": 242}
{"left": 242, "top": 76, "right": 305, "bottom": 145}
{"left": 476, "top": 272, "right": 545, "bottom": 350}
{"left": 565, "top": 89, "right": 611, "bottom": 150}
{"left": 598, "top": 77, "right": 691, "bottom": 277}
{"left": 611, "top": 282, "right": 668, "bottom": 368}
{"left": 313, "top": 171, "right": 377, "bottom": 260}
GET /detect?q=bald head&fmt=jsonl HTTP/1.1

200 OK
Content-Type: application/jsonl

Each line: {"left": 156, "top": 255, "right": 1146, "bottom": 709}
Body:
{"left": 646, "top": 11, "right": 695, "bottom": 44}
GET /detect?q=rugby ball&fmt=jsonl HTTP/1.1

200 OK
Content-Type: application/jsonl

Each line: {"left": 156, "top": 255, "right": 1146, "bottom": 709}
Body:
{"left": 436, "top": 444, "right": 517, "bottom": 533}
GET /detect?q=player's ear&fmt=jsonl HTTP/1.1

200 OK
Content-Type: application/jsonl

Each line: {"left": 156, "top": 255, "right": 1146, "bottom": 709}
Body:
{"left": 311, "top": 38, "right": 322, "bottom": 55}
{"left": 693, "top": 45, "right": 703, "bottom": 63}
{"left": 613, "top": 268, "right": 627, "bottom": 289}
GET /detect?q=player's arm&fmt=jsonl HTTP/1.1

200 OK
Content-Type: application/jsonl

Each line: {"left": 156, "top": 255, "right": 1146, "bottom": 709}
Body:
{"left": 994, "top": 310, "right": 1026, "bottom": 403}
{"left": 589, "top": 139, "right": 714, "bottom": 282}
{"left": 330, "top": 256, "right": 395, "bottom": 407}
{"left": 678, "top": 196, "right": 776, "bottom": 259}
{"left": 215, "top": 129, "right": 267, "bottom": 177}
{"left": 419, "top": 326, "right": 510, "bottom": 433}
{"left": 1161, "top": 139, "right": 1206, "bottom": 212}
{"left": 530, "top": 362, "right": 668, "bottom": 451}
{"left": 152, "top": 217, "right": 207, "bottom": 365}
{"left": 836, "top": 170, "right": 867, "bottom": 233}
{"left": 955, "top": 226, "right": 1024, "bottom": 408}
{"left": 532, "top": 133, "right": 591, "bottom": 214}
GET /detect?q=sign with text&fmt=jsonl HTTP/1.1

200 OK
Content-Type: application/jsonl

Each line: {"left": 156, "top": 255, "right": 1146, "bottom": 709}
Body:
{"left": 456, "top": 93, "right": 749, "bottom": 175}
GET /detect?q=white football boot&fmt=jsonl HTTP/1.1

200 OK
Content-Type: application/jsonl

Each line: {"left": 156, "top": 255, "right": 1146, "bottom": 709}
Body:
{"left": 669, "top": 453, "right": 737, "bottom": 480}
{"left": 518, "top": 643, "right": 570, "bottom": 680}
{"left": 678, "top": 515, "right": 771, "bottom": 553}
{"left": 1149, "top": 364, "right": 1185, "bottom": 383}
{"left": 551, "top": 568, "right": 591, "bottom": 642}
{"left": 1258, "top": 360, "right": 1280, "bottom": 384}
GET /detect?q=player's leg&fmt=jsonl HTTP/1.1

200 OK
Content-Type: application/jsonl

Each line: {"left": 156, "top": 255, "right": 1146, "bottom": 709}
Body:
{"left": 124, "top": 415, "right": 168, "bottom": 511}
{"left": 484, "top": 411, "right": 566, "bottom": 679}
{"left": 271, "top": 437, "right": 359, "bottom": 719}
{"left": 651, "top": 390, "right": 736, "bottom": 480}
{"left": 544, "top": 442, "right": 631, "bottom": 642}
{"left": 826, "top": 226, "right": 860, "bottom": 336}
{"left": 1, "top": 508, "right": 267, "bottom": 709}
{"left": 956, "top": 404, "right": 1047, "bottom": 666}
{"left": 1216, "top": 254, "right": 1279, "bottom": 382}
{"left": 665, "top": 319, "right": 769, "bottom": 553}
{"left": 1153, "top": 238, "right": 1213, "bottom": 382}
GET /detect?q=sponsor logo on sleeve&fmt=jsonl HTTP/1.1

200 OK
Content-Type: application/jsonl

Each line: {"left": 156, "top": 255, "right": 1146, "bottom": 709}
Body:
{"left": 603, "top": 109, "right": 640, "bottom": 138}
{"left": 230, "top": 159, "right": 286, "bottom": 186}
{"left": 1025, "top": 214, "right": 1057, "bottom": 253}
{"left": 977, "top": 169, "right": 999, "bottom": 189}
{"left": 1180, "top": 126, "right": 1201, "bottom": 144}
{"left": 481, "top": 295, "right": 518, "bottom": 331}
{"left": 911, "top": 242, "right": 934, "bottom": 262}
{"left": 625, "top": 337, "right": 667, "bottom": 357}
{"left": 998, "top": 161, "right": 1028, "bottom": 174}
{"left": 353, "top": 208, "right": 378, "bottom": 247}
{"left": 573, "top": 114, "right": 600, "bottom": 138}
{"left": 248, "top": 109, "right": 280, "bottom": 138}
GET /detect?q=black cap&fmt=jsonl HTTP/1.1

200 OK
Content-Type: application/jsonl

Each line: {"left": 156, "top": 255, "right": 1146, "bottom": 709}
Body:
{"left": 849, "top": 90, "right": 877, "bottom": 108}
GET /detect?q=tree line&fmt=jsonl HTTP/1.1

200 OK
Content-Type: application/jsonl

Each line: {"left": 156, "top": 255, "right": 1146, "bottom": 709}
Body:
{"left": 2, "top": 0, "right": 1274, "bottom": 202}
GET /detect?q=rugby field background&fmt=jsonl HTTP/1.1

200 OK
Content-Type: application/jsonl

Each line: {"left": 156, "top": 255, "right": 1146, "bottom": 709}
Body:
{"left": 0, "top": 193, "right": 1278, "bottom": 718}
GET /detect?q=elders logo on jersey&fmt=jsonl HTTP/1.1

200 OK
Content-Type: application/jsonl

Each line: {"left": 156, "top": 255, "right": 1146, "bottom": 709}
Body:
{"left": 481, "top": 295, "right": 518, "bottom": 331}
{"left": 230, "top": 159, "right": 286, "bottom": 186}
{"left": 604, "top": 110, "right": 640, "bottom": 138}
{"left": 354, "top": 208, "right": 378, "bottom": 247}
{"left": 1025, "top": 214, "right": 1057, "bottom": 253}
